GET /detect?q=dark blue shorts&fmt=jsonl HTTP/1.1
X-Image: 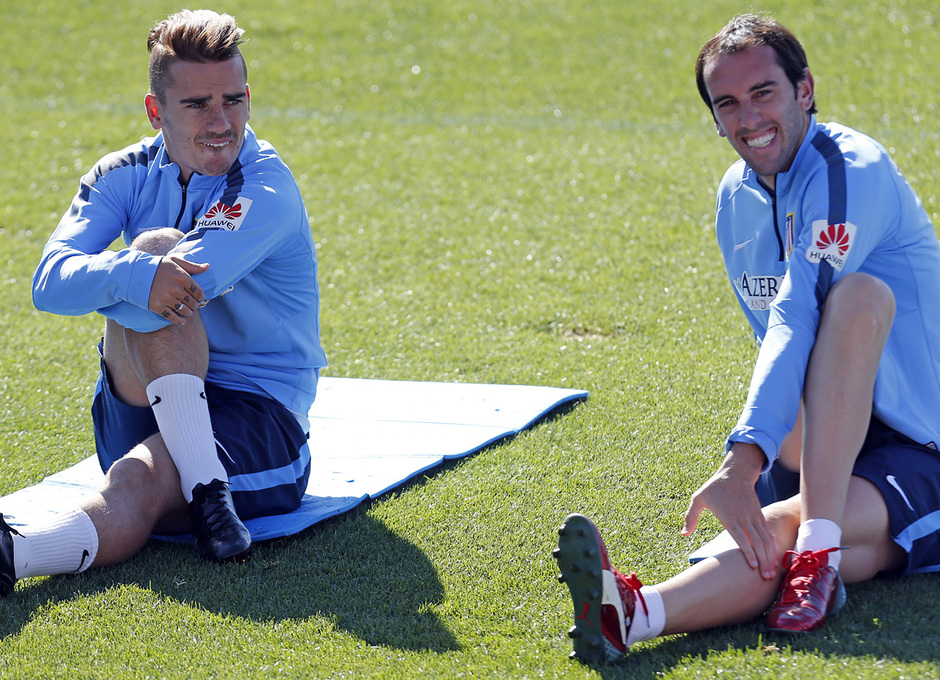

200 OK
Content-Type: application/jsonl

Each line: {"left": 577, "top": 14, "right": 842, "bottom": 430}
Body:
{"left": 755, "top": 418, "right": 940, "bottom": 576}
{"left": 852, "top": 418, "right": 940, "bottom": 576}
{"left": 91, "top": 348, "right": 311, "bottom": 520}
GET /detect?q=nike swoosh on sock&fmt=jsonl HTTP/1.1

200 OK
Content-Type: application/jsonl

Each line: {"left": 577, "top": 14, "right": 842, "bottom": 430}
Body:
{"left": 76, "top": 549, "right": 90, "bottom": 573}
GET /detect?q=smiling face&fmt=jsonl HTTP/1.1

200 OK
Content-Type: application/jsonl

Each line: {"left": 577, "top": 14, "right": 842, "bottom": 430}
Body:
{"left": 145, "top": 56, "right": 250, "bottom": 183}
{"left": 704, "top": 44, "right": 814, "bottom": 189}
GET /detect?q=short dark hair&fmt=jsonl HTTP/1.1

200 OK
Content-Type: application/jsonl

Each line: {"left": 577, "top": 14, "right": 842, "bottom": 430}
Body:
{"left": 147, "top": 9, "right": 247, "bottom": 101}
{"left": 695, "top": 14, "right": 817, "bottom": 115}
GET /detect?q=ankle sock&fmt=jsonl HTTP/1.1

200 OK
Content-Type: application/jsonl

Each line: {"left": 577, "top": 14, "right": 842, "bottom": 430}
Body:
{"left": 626, "top": 586, "right": 666, "bottom": 647}
{"left": 12, "top": 508, "right": 99, "bottom": 579}
{"left": 146, "top": 373, "right": 227, "bottom": 502}
{"left": 795, "top": 518, "right": 843, "bottom": 570}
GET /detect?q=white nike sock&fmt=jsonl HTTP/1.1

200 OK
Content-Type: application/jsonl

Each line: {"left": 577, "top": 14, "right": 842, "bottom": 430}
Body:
{"left": 146, "top": 373, "right": 227, "bottom": 502}
{"left": 12, "top": 509, "right": 99, "bottom": 578}
{"left": 626, "top": 586, "right": 666, "bottom": 647}
{"left": 795, "top": 518, "right": 843, "bottom": 570}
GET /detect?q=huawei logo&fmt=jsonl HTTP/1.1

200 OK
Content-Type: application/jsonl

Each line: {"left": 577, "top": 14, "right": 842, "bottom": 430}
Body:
{"left": 194, "top": 197, "right": 253, "bottom": 231}
{"left": 204, "top": 202, "right": 243, "bottom": 220}
{"left": 806, "top": 220, "right": 856, "bottom": 272}
{"left": 816, "top": 223, "right": 851, "bottom": 256}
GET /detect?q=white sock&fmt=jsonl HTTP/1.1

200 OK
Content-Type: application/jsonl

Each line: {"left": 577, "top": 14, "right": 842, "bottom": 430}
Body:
{"left": 795, "top": 518, "right": 843, "bottom": 570}
{"left": 146, "top": 373, "right": 227, "bottom": 502}
{"left": 12, "top": 509, "right": 99, "bottom": 579}
{"left": 626, "top": 586, "right": 666, "bottom": 647}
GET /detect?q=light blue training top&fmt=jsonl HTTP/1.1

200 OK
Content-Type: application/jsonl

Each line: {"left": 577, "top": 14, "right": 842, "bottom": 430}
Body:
{"left": 716, "top": 117, "right": 940, "bottom": 469}
{"left": 32, "top": 125, "right": 327, "bottom": 422}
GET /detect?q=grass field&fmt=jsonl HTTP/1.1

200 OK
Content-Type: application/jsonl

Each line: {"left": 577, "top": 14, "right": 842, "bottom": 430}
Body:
{"left": 2, "top": 0, "right": 940, "bottom": 677}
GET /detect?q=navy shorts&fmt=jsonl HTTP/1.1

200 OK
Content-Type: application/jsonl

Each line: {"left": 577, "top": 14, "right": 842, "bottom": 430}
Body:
{"left": 91, "top": 348, "right": 311, "bottom": 520}
{"left": 851, "top": 418, "right": 940, "bottom": 576}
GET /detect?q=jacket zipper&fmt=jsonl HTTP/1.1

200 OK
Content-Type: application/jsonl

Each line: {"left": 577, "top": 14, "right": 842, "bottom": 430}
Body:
{"left": 173, "top": 179, "right": 189, "bottom": 232}
{"left": 758, "top": 178, "right": 785, "bottom": 262}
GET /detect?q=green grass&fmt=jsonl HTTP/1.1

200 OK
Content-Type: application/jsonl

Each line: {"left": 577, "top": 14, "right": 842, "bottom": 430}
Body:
{"left": 2, "top": 0, "right": 940, "bottom": 677}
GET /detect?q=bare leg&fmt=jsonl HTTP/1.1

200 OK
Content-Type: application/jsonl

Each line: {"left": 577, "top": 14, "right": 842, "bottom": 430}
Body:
{"left": 659, "top": 497, "right": 800, "bottom": 634}
{"left": 800, "top": 273, "right": 895, "bottom": 526}
{"left": 838, "top": 475, "right": 905, "bottom": 582}
{"left": 777, "top": 407, "right": 802, "bottom": 473}
{"left": 89, "top": 228, "right": 242, "bottom": 566}
{"left": 81, "top": 435, "right": 189, "bottom": 567}
{"left": 4, "top": 231, "right": 246, "bottom": 581}
{"left": 102, "top": 229, "right": 208, "bottom": 408}
{"left": 658, "top": 475, "right": 904, "bottom": 635}
{"left": 559, "top": 275, "right": 900, "bottom": 646}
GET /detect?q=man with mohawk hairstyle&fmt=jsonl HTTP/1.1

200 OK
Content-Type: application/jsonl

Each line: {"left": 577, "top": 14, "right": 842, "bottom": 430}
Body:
{"left": 8, "top": 9, "right": 325, "bottom": 593}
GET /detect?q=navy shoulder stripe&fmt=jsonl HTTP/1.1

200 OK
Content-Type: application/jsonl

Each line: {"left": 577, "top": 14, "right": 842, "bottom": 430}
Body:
{"left": 810, "top": 131, "right": 847, "bottom": 225}
{"left": 78, "top": 141, "right": 160, "bottom": 202}
{"left": 809, "top": 130, "right": 845, "bottom": 309}
{"left": 814, "top": 260, "right": 835, "bottom": 310}
{"left": 220, "top": 159, "right": 245, "bottom": 206}
{"left": 93, "top": 142, "right": 159, "bottom": 181}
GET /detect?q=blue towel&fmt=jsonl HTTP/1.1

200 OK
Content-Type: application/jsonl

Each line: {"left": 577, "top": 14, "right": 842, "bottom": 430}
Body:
{"left": 0, "top": 378, "right": 587, "bottom": 542}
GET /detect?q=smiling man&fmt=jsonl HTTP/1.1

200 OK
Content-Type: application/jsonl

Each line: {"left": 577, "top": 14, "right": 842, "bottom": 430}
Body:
{"left": 6, "top": 10, "right": 327, "bottom": 594}
{"left": 556, "top": 14, "right": 940, "bottom": 663}
{"left": 704, "top": 44, "right": 813, "bottom": 189}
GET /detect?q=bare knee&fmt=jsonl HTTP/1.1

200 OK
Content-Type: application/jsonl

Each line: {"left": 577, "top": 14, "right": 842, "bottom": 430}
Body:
{"left": 105, "top": 456, "right": 156, "bottom": 503}
{"left": 131, "top": 228, "right": 186, "bottom": 257}
{"left": 823, "top": 273, "right": 895, "bottom": 339}
{"left": 765, "top": 495, "right": 802, "bottom": 556}
{"left": 102, "top": 439, "right": 187, "bottom": 525}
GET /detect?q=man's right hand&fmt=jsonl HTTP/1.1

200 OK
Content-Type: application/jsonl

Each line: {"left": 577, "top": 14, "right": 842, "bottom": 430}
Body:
{"left": 681, "top": 442, "right": 780, "bottom": 579}
{"left": 148, "top": 255, "right": 209, "bottom": 324}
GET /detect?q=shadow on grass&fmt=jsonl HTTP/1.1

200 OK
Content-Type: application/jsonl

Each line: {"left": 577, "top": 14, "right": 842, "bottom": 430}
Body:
{"left": 0, "top": 510, "right": 458, "bottom": 653}
{"left": 562, "top": 575, "right": 940, "bottom": 679}
{"left": 0, "top": 399, "right": 588, "bottom": 653}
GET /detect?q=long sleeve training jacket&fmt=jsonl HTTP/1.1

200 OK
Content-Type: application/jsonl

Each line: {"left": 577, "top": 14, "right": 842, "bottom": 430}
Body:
{"left": 716, "top": 117, "right": 940, "bottom": 468}
{"left": 33, "top": 125, "right": 327, "bottom": 420}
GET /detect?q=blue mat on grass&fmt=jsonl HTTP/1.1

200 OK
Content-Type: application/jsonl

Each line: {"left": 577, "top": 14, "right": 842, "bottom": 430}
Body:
{"left": 0, "top": 377, "right": 587, "bottom": 542}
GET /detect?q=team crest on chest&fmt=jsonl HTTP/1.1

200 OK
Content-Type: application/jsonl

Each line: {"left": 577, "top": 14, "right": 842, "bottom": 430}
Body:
{"left": 195, "top": 197, "right": 253, "bottom": 231}
{"left": 784, "top": 213, "right": 795, "bottom": 259}
{"left": 806, "top": 220, "right": 856, "bottom": 271}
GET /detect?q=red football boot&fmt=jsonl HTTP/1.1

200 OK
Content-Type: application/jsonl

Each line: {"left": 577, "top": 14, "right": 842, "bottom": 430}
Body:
{"left": 554, "top": 514, "right": 647, "bottom": 663}
{"left": 765, "top": 547, "right": 845, "bottom": 633}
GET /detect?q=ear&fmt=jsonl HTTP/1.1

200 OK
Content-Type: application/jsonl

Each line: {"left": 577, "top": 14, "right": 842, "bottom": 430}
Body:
{"left": 245, "top": 83, "right": 251, "bottom": 122}
{"left": 713, "top": 114, "right": 727, "bottom": 139}
{"left": 145, "top": 93, "right": 163, "bottom": 130}
{"left": 797, "top": 67, "right": 815, "bottom": 113}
